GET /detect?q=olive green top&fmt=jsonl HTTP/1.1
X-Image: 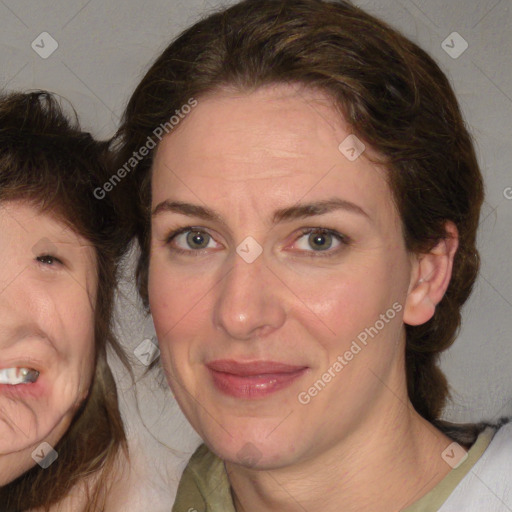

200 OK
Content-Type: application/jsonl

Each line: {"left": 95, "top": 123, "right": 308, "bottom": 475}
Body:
{"left": 172, "top": 427, "right": 495, "bottom": 512}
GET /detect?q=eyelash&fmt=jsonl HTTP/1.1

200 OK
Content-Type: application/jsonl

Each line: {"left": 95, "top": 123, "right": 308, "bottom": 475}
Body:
{"left": 36, "top": 254, "right": 63, "bottom": 266}
{"left": 164, "top": 226, "right": 350, "bottom": 258}
{"left": 294, "top": 228, "right": 350, "bottom": 257}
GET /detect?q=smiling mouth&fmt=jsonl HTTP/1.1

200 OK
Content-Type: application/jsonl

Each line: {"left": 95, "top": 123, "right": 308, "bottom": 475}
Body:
{"left": 206, "top": 360, "right": 309, "bottom": 399}
{"left": 0, "top": 368, "right": 40, "bottom": 385}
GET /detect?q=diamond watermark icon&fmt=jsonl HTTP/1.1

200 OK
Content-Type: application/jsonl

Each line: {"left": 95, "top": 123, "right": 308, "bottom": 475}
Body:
{"left": 31, "top": 237, "right": 58, "bottom": 257}
{"left": 134, "top": 336, "right": 160, "bottom": 366}
{"left": 31, "top": 32, "right": 59, "bottom": 59}
{"left": 441, "top": 442, "right": 468, "bottom": 469}
{"left": 236, "top": 236, "right": 263, "bottom": 264}
{"left": 441, "top": 32, "right": 468, "bottom": 59}
{"left": 236, "top": 442, "right": 262, "bottom": 467}
{"left": 338, "top": 134, "right": 366, "bottom": 162}
{"left": 31, "top": 442, "right": 58, "bottom": 469}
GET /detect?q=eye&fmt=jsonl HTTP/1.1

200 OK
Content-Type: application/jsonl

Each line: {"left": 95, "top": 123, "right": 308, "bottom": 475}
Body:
{"left": 36, "top": 254, "right": 63, "bottom": 266}
{"left": 166, "top": 228, "right": 221, "bottom": 254}
{"left": 291, "top": 228, "right": 349, "bottom": 255}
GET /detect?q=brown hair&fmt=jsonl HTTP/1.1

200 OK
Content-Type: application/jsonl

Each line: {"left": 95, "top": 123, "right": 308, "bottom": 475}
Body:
{"left": 0, "top": 91, "right": 130, "bottom": 511}
{"left": 112, "top": 0, "right": 484, "bottom": 422}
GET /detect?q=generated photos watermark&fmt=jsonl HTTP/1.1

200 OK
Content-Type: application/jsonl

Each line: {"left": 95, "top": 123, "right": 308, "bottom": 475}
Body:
{"left": 134, "top": 336, "right": 160, "bottom": 366}
{"left": 94, "top": 98, "right": 198, "bottom": 200}
{"left": 31, "top": 442, "right": 58, "bottom": 469}
{"left": 298, "top": 301, "right": 403, "bottom": 404}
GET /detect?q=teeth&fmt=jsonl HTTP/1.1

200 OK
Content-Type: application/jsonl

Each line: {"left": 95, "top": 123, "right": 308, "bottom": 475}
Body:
{"left": 0, "top": 367, "right": 39, "bottom": 385}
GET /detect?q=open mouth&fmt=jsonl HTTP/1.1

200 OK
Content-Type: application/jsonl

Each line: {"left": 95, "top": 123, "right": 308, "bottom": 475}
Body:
{"left": 0, "top": 368, "right": 40, "bottom": 385}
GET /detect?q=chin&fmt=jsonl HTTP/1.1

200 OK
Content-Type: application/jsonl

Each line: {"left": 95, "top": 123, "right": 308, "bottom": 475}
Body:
{"left": 204, "top": 425, "right": 302, "bottom": 470}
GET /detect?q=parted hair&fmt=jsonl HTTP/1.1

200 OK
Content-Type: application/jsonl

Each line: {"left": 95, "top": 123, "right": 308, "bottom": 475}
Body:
{"left": 0, "top": 91, "right": 130, "bottom": 511}
{"left": 112, "top": 0, "right": 484, "bottom": 422}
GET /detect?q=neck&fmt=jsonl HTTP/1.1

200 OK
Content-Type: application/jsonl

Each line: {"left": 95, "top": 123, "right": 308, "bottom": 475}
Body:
{"left": 226, "top": 392, "right": 454, "bottom": 512}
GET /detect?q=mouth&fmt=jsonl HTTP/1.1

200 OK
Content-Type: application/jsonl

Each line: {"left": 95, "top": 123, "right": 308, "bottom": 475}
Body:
{"left": 206, "top": 360, "right": 309, "bottom": 399}
{"left": 0, "top": 350, "right": 51, "bottom": 400}
{"left": 0, "top": 367, "right": 40, "bottom": 385}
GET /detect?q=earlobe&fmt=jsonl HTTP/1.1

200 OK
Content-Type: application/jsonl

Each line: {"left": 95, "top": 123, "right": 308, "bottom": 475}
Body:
{"left": 403, "top": 222, "right": 459, "bottom": 327}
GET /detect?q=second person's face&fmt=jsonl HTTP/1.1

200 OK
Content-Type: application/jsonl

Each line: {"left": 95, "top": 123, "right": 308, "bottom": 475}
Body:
{"left": 149, "top": 84, "right": 418, "bottom": 470}
{"left": 0, "top": 202, "right": 97, "bottom": 483}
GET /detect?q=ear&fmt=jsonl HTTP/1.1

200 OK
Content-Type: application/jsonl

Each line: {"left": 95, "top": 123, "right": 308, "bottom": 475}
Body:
{"left": 403, "top": 221, "right": 459, "bottom": 326}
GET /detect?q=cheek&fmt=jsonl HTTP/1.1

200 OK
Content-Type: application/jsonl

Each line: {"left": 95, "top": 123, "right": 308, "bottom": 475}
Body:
{"left": 51, "top": 288, "right": 96, "bottom": 376}
{"left": 148, "top": 259, "right": 189, "bottom": 378}
{"left": 292, "top": 254, "right": 409, "bottom": 358}
{"left": 148, "top": 259, "right": 177, "bottom": 337}
{"left": 148, "top": 255, "right": 212, "bottom": 338}
{"left": 148, "top": 257, "right": 219, "bottom": 395}
{"left": 294, "top": 263, "right": 392, "bottom": 329}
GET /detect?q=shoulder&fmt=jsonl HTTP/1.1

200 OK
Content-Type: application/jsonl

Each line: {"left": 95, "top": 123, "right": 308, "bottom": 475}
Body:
{"left": 476, "top": 419, "right": 512, "bottom": 471}
{"left": 176, "top": 442, "right": 227, "bottom": 490}
{"left": 173, "top": 444, "right": 234, "bottom": 512}
{"left": 177, "top": 443, "right": 225, "bottom": 494}
{"left": 440, "top": 419, "right": 512, "bottom": 512}
{"left": 188, "top": 443, "right": 223, "bottom": 475}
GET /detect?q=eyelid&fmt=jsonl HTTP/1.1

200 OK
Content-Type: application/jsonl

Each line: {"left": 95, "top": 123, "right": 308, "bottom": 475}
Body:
{"left": 164, "top": 225, "right": 350, "bottom": 258}
{"left": 165, "top": 226, "right": 219, "bottom": 244}
{"left": 35, "top": 254, "right": 64, "bottom": 267}
{"left": 287, "top": 227, "right": 350, "bottom": 256}
{"left": 166, "top": 226, "right": 203, "bottom": 244}
{"left": 165, "top": 226, "right": 224, "bottom": 255}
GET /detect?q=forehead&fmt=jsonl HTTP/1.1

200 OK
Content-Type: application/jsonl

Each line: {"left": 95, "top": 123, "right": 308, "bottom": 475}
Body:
{"left": 0, "top": 201, "right": 94, "bottom": 255}
{"left": 151, "top": 84, "right": 396, "bottom": 226}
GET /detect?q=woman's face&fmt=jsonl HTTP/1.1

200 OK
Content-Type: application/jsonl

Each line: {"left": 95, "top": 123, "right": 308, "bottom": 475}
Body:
{"left": 0, "top": 202, "right": 96, "bottom": 482}
{"left": 149, "top": 84, "right": 420, "bottom": 469}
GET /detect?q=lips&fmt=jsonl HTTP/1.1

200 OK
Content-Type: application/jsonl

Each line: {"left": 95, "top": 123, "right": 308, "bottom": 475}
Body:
{"left": 0, "top": 359, "right": 47, "bottom": 398}
{"left": 206, "top": 359, "right": 308, "bottom": 399}
{"left": 207, "top": 359, "right": 307, "bottom": 375}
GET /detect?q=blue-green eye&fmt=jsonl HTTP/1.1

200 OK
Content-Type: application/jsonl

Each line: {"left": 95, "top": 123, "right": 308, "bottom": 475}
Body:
{"left": 164, "top": 226, "right": 348, "bottom": 258}
{"left": 186, "top": 231, "right": 211, "bottom": 249}
{"left": 293, "top": 228, "right": 347, "bottom": 254}
{"left": 309, "top": 231, "right": 334, "bottom": 250}
{"left": 169, "top": 229, "right": 218, "bottom": 252}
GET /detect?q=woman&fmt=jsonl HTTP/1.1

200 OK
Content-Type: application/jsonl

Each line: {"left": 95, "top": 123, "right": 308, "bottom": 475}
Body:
{"left": 113, "top": 0, "right": 512, "bottom": 510}
{"left": 0, "top": 91, "right": 131, "bottom": 511}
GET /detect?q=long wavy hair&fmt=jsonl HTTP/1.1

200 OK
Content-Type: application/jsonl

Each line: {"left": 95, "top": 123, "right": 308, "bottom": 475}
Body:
{"left": 0, "top": 91, "right": 131, "bottom": 511}
{"left": 112, "top": 0, "right": 484, "bottom": 422}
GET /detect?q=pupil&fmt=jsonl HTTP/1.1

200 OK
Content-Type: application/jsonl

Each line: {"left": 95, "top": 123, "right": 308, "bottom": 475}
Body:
{"left": 309, "top": 232, "right": 331, "bottom": 250}
{"left": 38, "top": 255, "right": 53, "bottom": 264}
{"left": 188, "top": 231, "right": 208, "bottom": 249}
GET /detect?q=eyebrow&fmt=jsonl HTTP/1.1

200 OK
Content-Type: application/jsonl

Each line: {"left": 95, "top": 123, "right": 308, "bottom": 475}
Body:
{"left": 152, "top": 198, "right": 370, "bottom": 224}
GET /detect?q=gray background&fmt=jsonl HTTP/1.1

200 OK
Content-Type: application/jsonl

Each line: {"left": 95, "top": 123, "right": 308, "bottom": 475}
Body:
{"left": 1, "top": 0, "right": 511, "bottom": 507}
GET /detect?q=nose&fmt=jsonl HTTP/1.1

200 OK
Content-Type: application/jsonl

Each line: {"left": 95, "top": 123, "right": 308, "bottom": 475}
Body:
{"left": 0, "top": 280, "right": 25, "bottom": 348}
{"left": 0, "top": 264, "right": 48, "bottom": 350}
{"left": 213, "top": 252, "right": 286, "bottom": 341}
